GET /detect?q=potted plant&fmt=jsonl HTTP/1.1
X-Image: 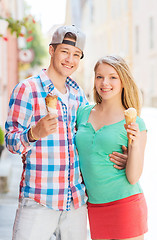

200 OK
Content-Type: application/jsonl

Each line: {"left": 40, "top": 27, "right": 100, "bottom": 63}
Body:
{"left": 0, "top": 126, "right": 4, "bottom": 158}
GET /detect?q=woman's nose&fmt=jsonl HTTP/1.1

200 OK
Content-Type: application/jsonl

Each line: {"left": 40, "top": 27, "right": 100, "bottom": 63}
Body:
{"left": 103, "top": 77, "right": 109, "bottom": 84}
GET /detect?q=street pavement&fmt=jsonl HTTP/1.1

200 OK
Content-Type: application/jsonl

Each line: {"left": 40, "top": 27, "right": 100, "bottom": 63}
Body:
{"left": 0, "top": 107, "right": 157, "bottom": 240}
{"left": 0, "top": 148, "right": 22, "bottom": 240}
{"left": 0, "top": 149, "right": 22, "bottom": 240}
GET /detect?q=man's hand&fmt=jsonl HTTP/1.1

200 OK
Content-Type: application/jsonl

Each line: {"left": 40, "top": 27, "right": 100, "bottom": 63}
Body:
{"left": 28, "top": 113, "right": 58, "bottom": 141}
{"left": 109, "top": 145, "right": 128, "bottom": 170}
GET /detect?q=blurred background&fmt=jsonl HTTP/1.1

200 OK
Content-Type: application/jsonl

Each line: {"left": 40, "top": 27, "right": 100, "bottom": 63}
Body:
{"left": 0, "top": 0, "right": 157, "bottom": 239}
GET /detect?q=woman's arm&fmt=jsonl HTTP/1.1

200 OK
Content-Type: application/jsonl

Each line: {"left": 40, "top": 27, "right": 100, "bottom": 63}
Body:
{"left": 125, "top": 122, "right": 147, "bottom": 184}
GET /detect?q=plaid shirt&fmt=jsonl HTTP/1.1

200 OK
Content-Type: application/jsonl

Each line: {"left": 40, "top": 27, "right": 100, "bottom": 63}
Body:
{"left": 5, "top": 70, "right": 88, "bottom": 211}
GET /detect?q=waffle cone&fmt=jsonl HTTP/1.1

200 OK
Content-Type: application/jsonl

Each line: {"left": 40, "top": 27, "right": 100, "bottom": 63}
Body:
{"left": 124, "top": 115, "right": 136, "bottom": 125}
{"left": 124, "top": 108, "right": 137, "bottom": 144}
{"left": 45, "top": 95, "right": 58, "bottom": 114}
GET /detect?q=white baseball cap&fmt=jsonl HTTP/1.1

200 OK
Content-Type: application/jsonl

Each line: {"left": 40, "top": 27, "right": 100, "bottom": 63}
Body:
{"left": 50, "top": 25, "right": 86, "bottom": 59}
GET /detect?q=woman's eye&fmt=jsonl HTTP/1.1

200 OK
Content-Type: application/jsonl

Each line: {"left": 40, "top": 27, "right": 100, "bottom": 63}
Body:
{"left": 96, "top": 76, "right": 102, "bottom": 79}
{"left": 111, "top": 76, "right": 116, "bottom": 79}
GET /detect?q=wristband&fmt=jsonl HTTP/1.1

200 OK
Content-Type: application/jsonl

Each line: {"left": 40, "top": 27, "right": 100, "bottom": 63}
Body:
{"left": 30, "top": 127, "right": 39, "bottom": 141}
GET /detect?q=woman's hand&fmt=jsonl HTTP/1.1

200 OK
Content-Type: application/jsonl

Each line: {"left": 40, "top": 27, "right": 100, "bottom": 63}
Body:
{"left": 124, "top": 122, "right": 140, "bottom": 146}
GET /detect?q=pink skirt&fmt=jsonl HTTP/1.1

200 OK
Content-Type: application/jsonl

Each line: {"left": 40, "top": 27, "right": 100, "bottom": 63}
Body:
{"left": 88, "top": 193, "right": 148, "bottom": 239}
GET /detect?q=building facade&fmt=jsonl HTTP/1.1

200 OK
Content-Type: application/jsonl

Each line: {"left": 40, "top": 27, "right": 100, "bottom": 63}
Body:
{"left": 0, "top": 0, "right": 23, "bottom": 127}
{"left": 65, "top": 0, "right": 157, "bottom": 106}
{"left": 132, "top": 0, "right": 157, "bottom": 107}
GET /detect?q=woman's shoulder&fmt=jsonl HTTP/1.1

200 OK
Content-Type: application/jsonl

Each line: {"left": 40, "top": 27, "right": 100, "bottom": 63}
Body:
{"left": 78, "top": 104, "right": 94, "bottom": 113}
{"left": 136, "top": 116, "right": 147, "bottom": 131}
{"left": 77, "top": 104, "right": 95, "bottom": 126}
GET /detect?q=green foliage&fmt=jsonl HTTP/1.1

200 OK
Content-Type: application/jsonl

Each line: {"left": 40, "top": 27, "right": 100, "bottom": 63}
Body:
{"left": 0, "top": 15, "right": 36, "bottom": 38}
{"left": 0, "top": 126, "right": 4, "bottom": 145}
{"left": 0, "top": 7, "right": 48, "bottom": 67}
{"left": 6, "top": 18, "right": 22, "bottom": 37}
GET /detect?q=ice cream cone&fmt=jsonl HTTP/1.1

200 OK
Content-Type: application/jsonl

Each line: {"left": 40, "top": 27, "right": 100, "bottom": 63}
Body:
{"left": 124, "top": 108, "right": 137, "bottom": 144}
{"left": 45, "top": 94, "right": 58, "bottom": 114}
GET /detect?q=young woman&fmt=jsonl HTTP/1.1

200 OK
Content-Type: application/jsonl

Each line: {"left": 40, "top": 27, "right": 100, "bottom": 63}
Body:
{"left": 75, "top": 55, "right": 148, "bottom": 240}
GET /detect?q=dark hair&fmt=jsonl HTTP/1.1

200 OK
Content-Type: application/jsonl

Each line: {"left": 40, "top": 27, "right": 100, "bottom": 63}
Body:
{"left": 50, "top": 32, "right": 77, "bottom": 50}
{"left": 64, "top": 32, "right": 76, "bottom": 41}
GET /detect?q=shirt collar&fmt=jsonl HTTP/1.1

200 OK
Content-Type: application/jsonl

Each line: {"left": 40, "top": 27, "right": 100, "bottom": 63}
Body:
{"left": 66, "top": 77, "right": 79, "bottom": 90}
{"left": 39, "top": 69, "right": 54, "bottom": 94}
{"left": 39, "top": 69, "right": 80, "bottom": 95}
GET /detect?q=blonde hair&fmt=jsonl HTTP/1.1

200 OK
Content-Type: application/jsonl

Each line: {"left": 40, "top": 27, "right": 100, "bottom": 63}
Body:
{"left": 93, "top": 55, "right": 142, "bottom": 116}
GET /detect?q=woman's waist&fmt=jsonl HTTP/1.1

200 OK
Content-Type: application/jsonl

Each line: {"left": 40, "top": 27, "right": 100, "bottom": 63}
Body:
{"left": 84, "top": 176, "right": 142, "bottom": 202}
{"left": 87, "top": 193, "right": 145, "bottom": 207}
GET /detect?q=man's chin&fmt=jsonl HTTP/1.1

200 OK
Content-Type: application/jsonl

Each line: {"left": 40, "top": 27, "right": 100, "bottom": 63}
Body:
{"left": 63, "top": 68, "right": 76, "bottom": 76}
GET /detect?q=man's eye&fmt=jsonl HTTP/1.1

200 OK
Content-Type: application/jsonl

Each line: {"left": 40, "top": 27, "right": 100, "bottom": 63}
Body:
{"left": 62, "top": 50, "right": 68, "bottom": 53}
{"left": 74, "top": 54, "right": 81, "bottom": 58}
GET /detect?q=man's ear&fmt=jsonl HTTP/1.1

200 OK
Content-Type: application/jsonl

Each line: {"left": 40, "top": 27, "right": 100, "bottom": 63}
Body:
{"left": 49, "top": 45, "right": 54, "bottom": 56}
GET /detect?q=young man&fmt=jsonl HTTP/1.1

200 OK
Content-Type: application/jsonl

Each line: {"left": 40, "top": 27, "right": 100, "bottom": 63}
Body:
{"left": 5, "top": 25, "right": 127, "bottom": 240}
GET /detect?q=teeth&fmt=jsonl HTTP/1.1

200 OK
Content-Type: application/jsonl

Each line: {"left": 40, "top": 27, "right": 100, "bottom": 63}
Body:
{"left": 101, "top": 89, "right": 111, "bottom": 92}
{"left": 63, "top": 64, "right": 72, "bottom": 69}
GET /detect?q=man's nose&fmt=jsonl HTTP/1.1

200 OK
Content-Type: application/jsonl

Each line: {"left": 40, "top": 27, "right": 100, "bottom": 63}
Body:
{"left": 65, "top": 53, "right": 73, "bottom": 62}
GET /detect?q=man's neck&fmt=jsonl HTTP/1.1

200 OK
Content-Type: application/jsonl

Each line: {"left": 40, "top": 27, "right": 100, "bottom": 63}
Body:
{"left": 46, "top": 66, "right": 67, "bottom": 94}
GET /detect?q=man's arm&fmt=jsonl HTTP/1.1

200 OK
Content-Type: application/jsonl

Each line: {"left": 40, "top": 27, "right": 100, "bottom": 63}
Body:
{"left": 5, "top": 82, "right": 58, "bottom": 155}
{"left": 5, "top": 83, "right": 33, "bottom": 155}
{"left": 22, "top": 114, "right": 57, "bottom": 163}
{"left": 109, "top": 145, "right": 128, "bottom": 170}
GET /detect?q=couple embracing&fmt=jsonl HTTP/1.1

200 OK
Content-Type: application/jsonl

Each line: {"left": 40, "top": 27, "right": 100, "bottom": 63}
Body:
{"left": 5, "top": 25, "right": 147, "bottom": 240}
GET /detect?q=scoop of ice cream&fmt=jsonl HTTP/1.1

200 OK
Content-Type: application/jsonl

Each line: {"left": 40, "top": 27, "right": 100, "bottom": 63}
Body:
{"left": 124, "top": 108, "right": 137, "bottom": 125}
{"left": 124, "top": 107, "right": 137, "bottom": 118}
